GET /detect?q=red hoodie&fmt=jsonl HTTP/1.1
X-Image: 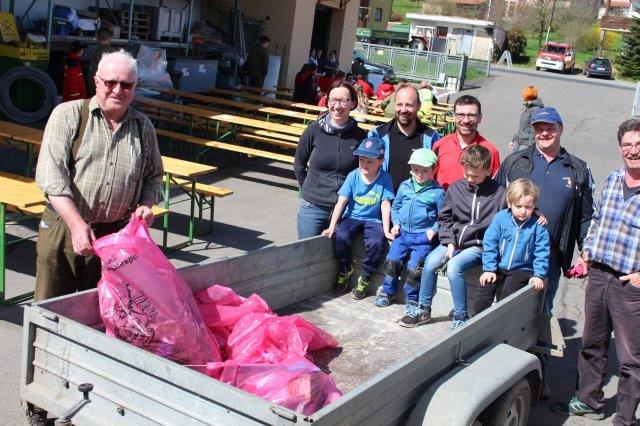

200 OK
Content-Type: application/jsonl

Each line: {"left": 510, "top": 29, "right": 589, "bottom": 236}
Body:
{"left": 63, "top": 52, "right": 87, "bottom": 102}
{"left": 376, "top": 82, "right": 394, "bottom": 100}
{"left": 355, "top": 78, "right": 374, "bottom": 98}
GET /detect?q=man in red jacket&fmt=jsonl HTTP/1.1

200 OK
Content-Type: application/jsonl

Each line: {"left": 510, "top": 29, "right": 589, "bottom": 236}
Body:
{"left": 432, "top": 95, "right": 500, "bottom": 189}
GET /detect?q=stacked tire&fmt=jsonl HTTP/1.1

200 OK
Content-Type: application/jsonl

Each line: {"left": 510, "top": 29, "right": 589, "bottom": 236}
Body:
{"left": 0, "top": 66, "right": 57, "bottom": 123}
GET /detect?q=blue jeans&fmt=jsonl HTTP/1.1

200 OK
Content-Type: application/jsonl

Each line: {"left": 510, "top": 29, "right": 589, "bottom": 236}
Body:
{"left": 419, "top": 244, "right": 483, "bottom": 320}
{"left": 542, "top": 254, "right": 562, "bottom": 316}
{"left": 381, "top": 230, "right": 433, "bottom": 302}
{"left": 297, "top": 198, "right": 332, "bottom": 239}
{"left": 334, "top": 217, "right": 386, "bottom": 280}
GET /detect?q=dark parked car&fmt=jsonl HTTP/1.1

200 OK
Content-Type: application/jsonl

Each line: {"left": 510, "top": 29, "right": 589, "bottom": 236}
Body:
{"left": 583, "top": 57, "right": 613, "bottom": 79}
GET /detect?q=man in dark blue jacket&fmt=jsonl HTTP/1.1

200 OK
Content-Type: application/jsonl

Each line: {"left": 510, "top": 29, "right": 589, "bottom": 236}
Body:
{"left": 495, "top": 107, "right": 594, "bottom": 317}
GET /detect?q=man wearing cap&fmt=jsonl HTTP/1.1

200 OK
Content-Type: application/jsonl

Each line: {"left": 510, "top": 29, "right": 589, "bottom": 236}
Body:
{"left": 368, "top": 85, "right": 441, "bottom": 192}
{"left": 496, "top": 107, "right": 594, "bottom": 318}
{"left": 375, "top": 148, "right": 445, "bottom": 312}
{"left": 432, "top": 95, "right": 501, "bottom": 190}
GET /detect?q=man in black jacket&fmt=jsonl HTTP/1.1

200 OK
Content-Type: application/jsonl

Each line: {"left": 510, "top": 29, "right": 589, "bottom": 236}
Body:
{"left": 495, "top": 107, "right": 594, "bottom": 317}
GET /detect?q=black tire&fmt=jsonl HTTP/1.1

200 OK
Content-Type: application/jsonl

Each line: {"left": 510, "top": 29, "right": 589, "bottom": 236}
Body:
{"left": 0, "top": 66, "right": 57, "bottom": 123}
{"left": 535, "top": 66, "right": 540, "bottom": 71}
{"left": 476, "top": 378, "right": 532, "bottom": 426}
{"left": 410, "top": 39, "right": 426, "bottom": 50}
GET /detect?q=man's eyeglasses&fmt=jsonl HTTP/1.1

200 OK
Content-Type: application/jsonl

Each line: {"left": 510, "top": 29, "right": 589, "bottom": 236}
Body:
{"left": 454, "top": 112, "right": 479, "bottom": 121}
{"left": 96, "top": 75, "right": 136, "bottom": 90}
{"left": 620, "top": 143, "right": 640, "bottom": 153}
{"left": 328, "top": 98, "right": 351, "bottom": 107}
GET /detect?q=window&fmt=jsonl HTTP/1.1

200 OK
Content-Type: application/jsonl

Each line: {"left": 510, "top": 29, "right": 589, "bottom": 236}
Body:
{"left": 436, "top": 26, "right": 448, "bottom": 38}
{"left": 374, "top": 7, "right": 383, "bottom": 22}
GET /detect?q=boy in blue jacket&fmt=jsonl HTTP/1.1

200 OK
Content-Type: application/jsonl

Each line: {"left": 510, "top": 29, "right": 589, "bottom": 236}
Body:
{"left": 474, "top": 178, "right": 550, "bottom": 313}
{"left": 322, "top": 136, "right": 395, "bottom": 299}
{"left": 375, "top": 149, "right": 445, "bottom": 316}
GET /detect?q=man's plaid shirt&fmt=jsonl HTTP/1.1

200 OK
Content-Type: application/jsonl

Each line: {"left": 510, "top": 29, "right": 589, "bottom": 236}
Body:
{"left": 36, "top": 97, "right": 163, "bottom": 223}
{"left": 583, "top": 167, "right": 640, "bottom": 274}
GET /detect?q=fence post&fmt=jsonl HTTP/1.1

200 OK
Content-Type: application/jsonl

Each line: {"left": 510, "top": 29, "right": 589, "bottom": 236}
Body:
{"left": 632, "top": 81, "right": 640, "bottom": 117}
{"left": 457, "top": 55, "right": 468, "bottom": 91}
{"left": 486, "top": 48, "right": 493, "bottom": 76}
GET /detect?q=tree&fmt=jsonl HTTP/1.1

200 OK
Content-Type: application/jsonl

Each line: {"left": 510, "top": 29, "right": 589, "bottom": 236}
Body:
{"left": 617, "top": 17, "right": 640, "bottom": 80}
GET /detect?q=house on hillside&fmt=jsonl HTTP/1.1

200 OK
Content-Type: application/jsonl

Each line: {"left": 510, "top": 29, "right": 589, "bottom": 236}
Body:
{"left": 358, "top": 0, "right": 394, "bottom": 29}
{"left": 599, "top": 0, "right": 634, "bottom": 30}
{"left": 406, "top": 13, "right": 499, "bottom": 60}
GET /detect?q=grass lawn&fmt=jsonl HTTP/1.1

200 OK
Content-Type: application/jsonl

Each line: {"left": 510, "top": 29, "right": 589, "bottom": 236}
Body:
{"left": 392, "top": 0, "right": 422, "bottom": 23}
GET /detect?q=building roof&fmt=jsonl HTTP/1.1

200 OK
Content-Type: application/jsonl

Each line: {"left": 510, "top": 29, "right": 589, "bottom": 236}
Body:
{"left": 406, "top": 13, "right": 494, "bottom": 27}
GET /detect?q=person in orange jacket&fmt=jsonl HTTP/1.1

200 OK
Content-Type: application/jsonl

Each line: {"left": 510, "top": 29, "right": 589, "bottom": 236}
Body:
{"left": 62, "top": 41, "right": 87, "bottom": 102}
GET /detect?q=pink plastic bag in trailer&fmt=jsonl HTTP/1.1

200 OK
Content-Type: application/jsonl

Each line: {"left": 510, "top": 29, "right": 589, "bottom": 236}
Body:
{"left": 94, "top": 216, "right": 221, "bottom": 364}
{"left": 224, "top": 312, "right": 339, "bottom": 364}
{"left": 206, "top": 356, "right": 342, "bottom": 415}
{"left": 195, "top": 285, "right": 272, "bottom": 350}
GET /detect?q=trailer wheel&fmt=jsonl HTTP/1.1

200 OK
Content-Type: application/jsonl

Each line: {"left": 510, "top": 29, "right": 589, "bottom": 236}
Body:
{"left": 477, "top": 378, "right": 531, "bottom": 426}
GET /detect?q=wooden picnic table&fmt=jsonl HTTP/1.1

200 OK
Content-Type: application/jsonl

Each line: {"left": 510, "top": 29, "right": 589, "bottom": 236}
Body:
{"left": 0, "top": 120, "right": 44, "bottom": 175}
{"left": 241, "top": 86, "right": 293, "bottom": 99}
{"left": 135, "top": 96, "right": 305, "bottom": 138}
{"left": 160, "top": 155, "right": 217, "bottom": 250}
{"left": 0, "top": 172, "right": 46, "bottom": 305}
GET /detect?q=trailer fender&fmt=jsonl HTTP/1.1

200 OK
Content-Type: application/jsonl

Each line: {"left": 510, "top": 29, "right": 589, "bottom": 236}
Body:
{"left": 406, "top": 343, "right": 541, "bottom": 426}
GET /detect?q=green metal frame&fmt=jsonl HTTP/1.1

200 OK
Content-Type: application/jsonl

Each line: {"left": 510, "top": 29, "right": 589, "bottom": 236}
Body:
{"left": 162, "top": 172, "right": 197, "bottom": 251}
{"left": 0, "top": 203, "right": 36, "bottom": 306}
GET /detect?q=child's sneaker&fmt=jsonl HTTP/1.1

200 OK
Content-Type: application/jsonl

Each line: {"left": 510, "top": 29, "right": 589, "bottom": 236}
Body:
{"left": 451, "top": 317, "right": 467, "bottom": 330}
{"left": 399, "top": 305, "right": 431, "bottom": 328}
{"left": 351, "top": 276, "right": 370, "bottom": 299}
{"left": 335, "top": 265, "right": 354, "bottom": 293}
{"left": 551, "top": 396, "right": 604, "bottom": 420}
{"left": 374, "top": 292, "right": 394, "bottom": 307}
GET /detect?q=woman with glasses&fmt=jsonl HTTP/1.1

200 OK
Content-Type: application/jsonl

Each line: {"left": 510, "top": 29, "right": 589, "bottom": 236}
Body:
{"left": 294, "top": 82, "right": 367, "bottom": 239}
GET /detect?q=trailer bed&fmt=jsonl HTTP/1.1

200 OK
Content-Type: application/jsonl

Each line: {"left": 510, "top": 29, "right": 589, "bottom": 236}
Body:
{"left": 278, "top": 291, "right": 452, "bottom": 394}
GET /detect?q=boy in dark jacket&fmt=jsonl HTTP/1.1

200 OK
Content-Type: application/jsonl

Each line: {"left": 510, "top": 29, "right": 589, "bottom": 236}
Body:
{"left": 474, "top": 178, "right": 550, "bottom": 313}
{"left": 408, "top": 145, "right": 505, "bottom": 329}
{"left": 375, "top": 149, "right": 445, "bottom": 316}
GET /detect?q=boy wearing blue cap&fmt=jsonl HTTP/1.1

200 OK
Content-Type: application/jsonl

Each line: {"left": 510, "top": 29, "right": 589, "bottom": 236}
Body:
{"left": 375, "top": 149, "right": 445, "bottom": 317}
{"left": 322, "top": 136, "right": 395, "bottom": 299}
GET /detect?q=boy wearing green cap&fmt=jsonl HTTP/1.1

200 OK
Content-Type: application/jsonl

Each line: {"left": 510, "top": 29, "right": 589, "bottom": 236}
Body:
{"left": 375, "top": 148, "right": 445, "bottom": 315}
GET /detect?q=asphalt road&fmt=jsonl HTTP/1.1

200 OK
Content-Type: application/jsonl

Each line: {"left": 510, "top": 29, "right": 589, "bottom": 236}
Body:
{"left": 0, "top": 68, "right": 638, "bottom": 425}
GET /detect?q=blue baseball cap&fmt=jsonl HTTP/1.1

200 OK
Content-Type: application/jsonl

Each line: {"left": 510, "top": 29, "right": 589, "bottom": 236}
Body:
{"left": 354, "top": 136, "right": 385, "bottom": 158}
{"left": 531, "top": 107, "right": 563, "bottom": 125}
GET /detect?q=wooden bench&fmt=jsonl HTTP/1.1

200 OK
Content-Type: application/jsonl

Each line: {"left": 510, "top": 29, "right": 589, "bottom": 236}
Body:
{"left": 156, "top": 128, "right": 295, "bottom": 164}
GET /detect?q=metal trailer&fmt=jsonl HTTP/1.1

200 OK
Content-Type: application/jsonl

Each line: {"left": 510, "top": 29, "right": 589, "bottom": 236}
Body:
{"left": 21, "top": 237, "right": 563, "bottom": 425}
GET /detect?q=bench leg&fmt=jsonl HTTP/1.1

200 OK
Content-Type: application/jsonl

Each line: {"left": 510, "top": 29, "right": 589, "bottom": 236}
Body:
{"left": 162, "top": 173, "right": 171, "bottom": 249}
{"left": 0, "top": 203, "right": 33, "bottom": 306}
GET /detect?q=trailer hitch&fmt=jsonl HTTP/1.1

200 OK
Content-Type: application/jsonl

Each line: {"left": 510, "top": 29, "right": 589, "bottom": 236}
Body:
{"left": 54, "top": 383, "right": 93, "bottom": 426}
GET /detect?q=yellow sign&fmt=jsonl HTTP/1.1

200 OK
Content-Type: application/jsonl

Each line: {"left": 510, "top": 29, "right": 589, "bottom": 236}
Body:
{"left": 0, "top": 13, "right": 19, "bottom": 43}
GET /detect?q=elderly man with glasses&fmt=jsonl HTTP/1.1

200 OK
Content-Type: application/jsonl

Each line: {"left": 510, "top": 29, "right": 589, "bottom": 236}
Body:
{"left": 431, "top": 95, "right": 501, "bottom": 190}
{"left": 495, "top": 107, "right": 594, "bottom": 401}
{"left": 555, "top": 118, "right": 640, "bottom": 424}
{"left": 33, "top": 50, "right": 163, "bottom": 303}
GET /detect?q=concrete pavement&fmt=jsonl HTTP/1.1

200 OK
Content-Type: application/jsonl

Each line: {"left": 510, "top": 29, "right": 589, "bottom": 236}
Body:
{"left": 1, "top": 69, "right": 638, "bottom": 424}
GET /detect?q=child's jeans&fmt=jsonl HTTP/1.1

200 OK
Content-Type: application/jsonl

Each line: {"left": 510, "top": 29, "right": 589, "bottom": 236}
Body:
{"left": 418, "top": 244, "right": 483, "bottom": 320}
{"left": 474, "top": 268, "right": 531, "bottom": 314}
{"left": 381, "top": 230, "right": 433, "bottom": 302}
{"left": 334, "top": 217, "right": 386, "bottom": 280}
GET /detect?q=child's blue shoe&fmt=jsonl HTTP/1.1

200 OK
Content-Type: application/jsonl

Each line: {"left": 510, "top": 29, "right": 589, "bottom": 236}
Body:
{"left": 451, "top": 318, "right": 467, "bottom": 330}
{"left": 399, "top": 303, "right": 431, "bottom": 328}
{"left": 374, "top": 292, "right": 394, "bottom": 307}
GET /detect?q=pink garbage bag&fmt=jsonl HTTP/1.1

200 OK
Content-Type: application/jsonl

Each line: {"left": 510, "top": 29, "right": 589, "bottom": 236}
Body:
{"left": 205, "top": 356, "right": 342, "bottom": 415}
{"left": 224, "top": 312, "right": 339, "bottom": 364}
{"left": 94, "top": 216, "right": 221, "bottom": 364}
{"left": 195, "top": 285, "right": 272, "bottom": 350}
